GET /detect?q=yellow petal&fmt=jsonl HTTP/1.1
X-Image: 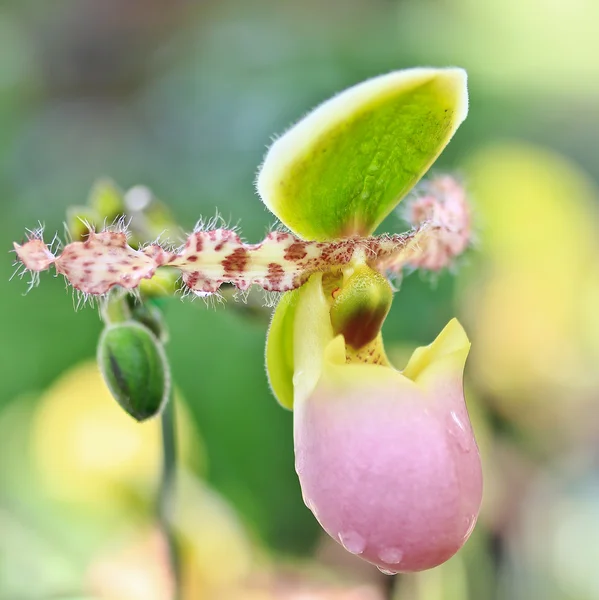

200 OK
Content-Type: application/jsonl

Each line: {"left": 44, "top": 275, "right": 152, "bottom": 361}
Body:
{"left": 402, "top": 318, "right": 471, "bottom": 387}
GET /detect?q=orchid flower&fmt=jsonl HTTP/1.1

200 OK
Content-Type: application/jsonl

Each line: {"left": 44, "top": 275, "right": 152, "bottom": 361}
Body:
{"left": 260, "top": 67, "right": 482, "bottom": 574}
{"left": 12, "top": 67, "right": 481, "bottom": 574}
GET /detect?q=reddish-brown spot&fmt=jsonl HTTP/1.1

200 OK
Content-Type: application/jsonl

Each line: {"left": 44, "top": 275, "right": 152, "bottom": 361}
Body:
{"left": 222, "top": 247, "right": 249, "bottom": 275}
{"left": 284, "top": 241, "right": 308, "bottom": 262}
{"left": 266, "top": 262, "right": 285, "bottom": 289}
{"left": 187, "top": 255, "right": 198, "bottom": 262}
{"left": 195, "top": 236, "right": 203, "bottom": 252}
{"left": 186, "top": 272, "right": 199, "bottom": 289}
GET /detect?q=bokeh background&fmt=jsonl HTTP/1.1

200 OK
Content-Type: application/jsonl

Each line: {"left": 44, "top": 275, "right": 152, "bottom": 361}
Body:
{"left": 2, "top": 0, "right": 599, "bottom": 598}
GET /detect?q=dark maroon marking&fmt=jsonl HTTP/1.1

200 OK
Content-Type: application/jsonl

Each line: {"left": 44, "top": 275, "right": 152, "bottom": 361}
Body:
{"left": 82, "top": 261, "right": 93, "bottom": 267}
{"left": 185, "top": 272, "right": 199, "bottom": 289}
{"left": 222, "top": 247, "right": 249, "bottom": 275}
{"left": 195, "top": 236, "right": 203, "bottom": 252}
{"left": 266, "top": 262, "right": 285, "bottom": 288}
{"left": 132, "top": 265, "right": 140, "bottom": 271}
{"left": 214, "top": 241, "right": 225, "bottom": 252}
{"left": 187, "top": 255, "right": 198, "bottom": 262}
{"left": 284, "top": 241, "right": 308, "bottom": 261}
{"left": 319, "top": 247, "right": 333, "bottom": 261}
{"left": 168, "top": 255, "right": 178, "bottom": 263}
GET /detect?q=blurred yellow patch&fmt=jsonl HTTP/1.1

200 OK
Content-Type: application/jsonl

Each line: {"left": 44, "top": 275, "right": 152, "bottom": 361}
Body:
{"left": 31, "top": 361, "right": 204, "bottom": 510}
{"left": 460, "top": 142, "right": 599, "bottom": 444}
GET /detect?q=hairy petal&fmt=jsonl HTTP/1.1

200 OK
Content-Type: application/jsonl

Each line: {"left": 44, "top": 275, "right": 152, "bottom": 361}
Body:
{"left": 13, "top": 228, "right": 423, "bottom": 297}
{"left": 13, "top": 176, "right": 472, "bottom": 299}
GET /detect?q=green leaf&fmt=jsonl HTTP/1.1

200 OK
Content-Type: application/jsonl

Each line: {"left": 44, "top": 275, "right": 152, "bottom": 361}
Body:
{"left": 97, "top": 322, "right": 170, "bottom": 421}
{"left": 265, "top": 289, "right": 300, "bottom": 409}
{"left": 257, "top": 68, "right": 468, "bottom": 240}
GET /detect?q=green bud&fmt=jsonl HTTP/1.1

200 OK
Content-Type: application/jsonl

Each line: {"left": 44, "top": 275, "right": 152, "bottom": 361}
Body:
{"left": 139, "top": 268, "right": 180, "bottom": 300}
{"left": 329, "top": 265, "right": 393, "bottom": 350}
{"left": 100, "top": 289, "right": 132, "bottom": 325}
{"left": 66, "top": 205, "right": 101, "bottom": 241}
{"left": 89, "top": 178, "right": 125, "bottom": 221}
{"left": 98, "top": 322, "right": 170, "bottom": 421}
{"left": 127, "top": 297, "right": 169, "bottom": 344}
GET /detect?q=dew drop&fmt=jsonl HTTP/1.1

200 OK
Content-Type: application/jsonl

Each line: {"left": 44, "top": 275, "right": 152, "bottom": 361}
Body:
{"left": 447, "top": 410, "right": 471, "bottom": 452}
{"left": 292, "top": 370, "right": 304, "bottom": 387}
{"left": 338, "top": 530, "right": 366, "bottom": 555}
{"left": 378, "top": 547, "right": 403, "bottom": 564}
{"left": 377, "top": 567, "right": 398, "bottom": 576}
{"left": 463, "top": 514, "right": 477, "bottom": 540}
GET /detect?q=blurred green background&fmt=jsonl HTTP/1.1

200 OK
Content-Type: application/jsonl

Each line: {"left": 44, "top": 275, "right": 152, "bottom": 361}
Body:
{"left": 2, "top": 0, "right": 599, "bottom": 598}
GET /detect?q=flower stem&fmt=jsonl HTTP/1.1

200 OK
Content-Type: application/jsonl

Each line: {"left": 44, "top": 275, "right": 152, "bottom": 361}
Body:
{"left": 158, "top": 392, "right": 181, "bottom": 599}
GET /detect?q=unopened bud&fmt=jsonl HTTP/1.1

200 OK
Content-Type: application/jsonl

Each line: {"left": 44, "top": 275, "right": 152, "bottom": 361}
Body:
{"left": 97, "top": 322, "right": 170, "bottom": 421}
{"left": 89, "top": 178, "right": 125, "bottom": 221}
{"left": 66, "top": 206, "right": 100, "bottom": 241}
{"left": 329, "top": 265, "right": 393, "bottom": 349}
{"left": 128, "top": 298, "right": 169, "bottom": 344}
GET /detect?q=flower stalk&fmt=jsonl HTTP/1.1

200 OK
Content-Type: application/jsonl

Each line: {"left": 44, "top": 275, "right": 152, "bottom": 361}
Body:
{"left": 158, "top": 390, "right": 180, "bottom": 599}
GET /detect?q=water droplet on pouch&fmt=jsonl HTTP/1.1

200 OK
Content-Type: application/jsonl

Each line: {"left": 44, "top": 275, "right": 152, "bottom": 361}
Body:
{"left": 447, "top": 410, "right": 471, "bottom": 452}
{"left": 377, "top": 567, "right": 398, "bottom": 576}
{"left": 292, "top": 370, "right": 304, "bottom": 387}
{"left": 378, "top": 547, "right": 403, "bottom": 564}
{"left": 295, "top": 451, "right": 306, "bottom": 475}
{"left": 463, "top": 514, "right": 477, "bottom": 540}
{"left": 338, "top": 531, "right": 365, "bottom": 555}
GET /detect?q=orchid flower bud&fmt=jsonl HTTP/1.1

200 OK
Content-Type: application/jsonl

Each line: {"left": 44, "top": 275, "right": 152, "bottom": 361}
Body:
{"left": 98, "top": 322, "right": 170, "bottom": 422}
